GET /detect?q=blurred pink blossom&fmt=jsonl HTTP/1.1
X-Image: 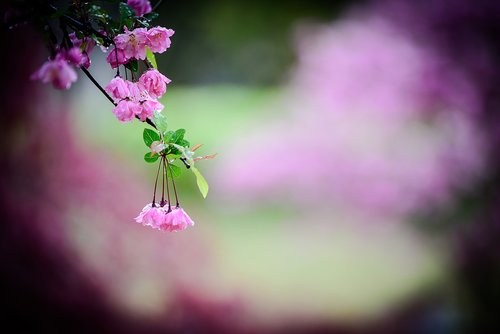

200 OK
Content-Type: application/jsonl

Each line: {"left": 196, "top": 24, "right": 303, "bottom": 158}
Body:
{"left": 127, "top": 0, "right": 152, "bottom": 17}
{"left": 30, "top": 56, "right": 77, "bottom": 90}
{"left": 219, "top": 15, "right": 486, "bottom": 217}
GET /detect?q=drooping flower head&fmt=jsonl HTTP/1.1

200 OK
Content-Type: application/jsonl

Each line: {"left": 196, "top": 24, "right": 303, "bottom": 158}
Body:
{"left": 30, "top": 55, "right": 78, "bottom": 90}
{"left": 160, "top": 206, "right": 195, "bottom": 232}
{"left": 105, "top": 76, "right": 130, "bottom": 102}
{"left": 127, "top": 0, "right": 152, "bottom": 17}
{"left": 139, "top": 69, "right": 171, "bottom": 98}
{"left": 137, "top": 99, "right": 164, "bottom": 121}
{"left": 106, "top": 48, "right": 127, "bottom": 68}
{"left": 112, "top": 99, "right": 141, "bottom": 122}
{"left": 146, "top": 27, "right": 175, "bottom": 54}
{"left": 114, "top": 27, "right": 148, "bottom": 60}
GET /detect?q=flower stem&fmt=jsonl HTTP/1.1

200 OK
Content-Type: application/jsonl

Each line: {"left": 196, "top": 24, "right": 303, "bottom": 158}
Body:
{"left": 166, "top": 158, "right": 180, "bottom": 207}
{"left": 151, "top": 157, "right": 162, "bottom": 206}
{"left": 163, "top": 156, "right": 172, "bottom": 211}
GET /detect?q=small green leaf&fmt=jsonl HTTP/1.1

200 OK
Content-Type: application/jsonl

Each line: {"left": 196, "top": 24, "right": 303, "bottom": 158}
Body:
{"left": 166, "top": 164, "right": 182, "bottom": 178}
{"left": 143, "top": 128, "right": 160, "bottom": 147}
{"left": 153, "top": 111, "right": 168, "bottom": 133}
{"left": 146, "top": 46, "right": 158, "bottom": 69}
{"left": 177, "top": 139, "right": 191, "bottom": 147}
{"left": 144, "top": 152, "right": 159, "bottom": 163}
{"left": 191, "top": 166, "right": 209, "bottom": 198}
{"left": 170, "top": 129, "right": 186, "bottom": 144}
{"left": 164, "top": 130, "right": 174, "bottom": 141}
{"left": 119, "top": 3, "right": 135, "bottom": 28}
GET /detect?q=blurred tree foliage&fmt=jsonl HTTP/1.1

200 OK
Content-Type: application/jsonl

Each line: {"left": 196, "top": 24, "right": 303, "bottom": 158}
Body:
{"left": 154, "top": 0, "right": 358, "bottom": 84}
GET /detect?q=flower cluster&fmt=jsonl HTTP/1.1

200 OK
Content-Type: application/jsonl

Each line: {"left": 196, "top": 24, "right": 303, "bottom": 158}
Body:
{"left": 106, "top": 26, "right": 174, "bottom": 68}
{"left": 135, "top": 203, "right": 194, "bottom": 232}
{"left": 26, "top": 0, "right": 211, "bottom": 233}
{"left": 105, "top": 69, "right": 170, "bottom": 122}
{"left": 31, "top": 34, "right": 95, "bottom": 89}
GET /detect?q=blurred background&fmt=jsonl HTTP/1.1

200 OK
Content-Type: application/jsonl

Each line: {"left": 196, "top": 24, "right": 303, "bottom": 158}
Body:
{"left": 2, "top": 0, "right": 500, "bottom": 333}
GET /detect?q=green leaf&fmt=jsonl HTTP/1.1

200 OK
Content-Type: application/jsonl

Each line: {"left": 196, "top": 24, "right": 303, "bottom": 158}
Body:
{"left": 153, "top": 111, "right": 167, "bottom": 133}
{"left": 143, "top": 128, "right": 160, "bottom": 147}
{"left": 125, "top": 59, "right": 138, "bottom": 73}
{"left": 144, "top": 12, "right": 159, "bottom": 21}
{"left": 191, "top": 167, "right": 209, "bottom": 198}
{"left": 145, "top": 46, "right": 158, "bottom": 69}
{"left": 144, "top": 152, "right": 159, "bottom": 163}
{"left": 119, "top": 3, "right": 135, "bottom": 28}
{"left": 164, "top": 130, "right": 174, "bottom": 141}
{"left": 166, "top": 163, "right": 182, "bottom": 179}
{"left": 177, "top": 139, "right": 191, "bottom": 148}
{"left": 170, "top": 129, "right": 186, "bottom": 144}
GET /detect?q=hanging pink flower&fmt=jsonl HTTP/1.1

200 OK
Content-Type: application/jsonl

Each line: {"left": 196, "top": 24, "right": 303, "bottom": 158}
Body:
{"left": 30, "top": 56, "right": 77, "bottom": 90}
{"left": 106, "top": 48, "right": 127, "bottom": 68}
{"left": 114, "top": 27, "right": 148, "bottom": 60}
{"left": 63, "top": 46, "right": 86, "bottom": 67}
{"left": 137, "top": 99, "right": 164, "bottom": 121}
{"left": 68, "top": 32, "right": 95, "bottom": 68}
{"left": 135, "top": 203, "right": 165, "bottom": 229}
{"left": 112, "top": 99, "right": 141, "bottom": 122}
{"left": 127, "top": 0, "right": 152, "bottom": 17}
{"left": 127, "top": 81, "right": 151, "bottom": 102}
{"left": 139, "top": 69, "right": 171, "bottom": 98}
{"left": 105, "top": 77, "right": 130, "bottom": 102}
{"left": 146, "top": 27, "right": 174, "bottom": 54}
{"left": 160, "top": 207, "right": 194, "bottom": 232}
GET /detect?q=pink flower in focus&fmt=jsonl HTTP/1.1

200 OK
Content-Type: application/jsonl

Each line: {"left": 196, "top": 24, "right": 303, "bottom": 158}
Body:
{"left": 137, "top": 99, "right": 164, "bottom": 121}
{"left": 160, "top": 206, "right": 194, "bottom": 232}
{"left": 135, "top": 203, "right": 165, "bottom": 229}
{"left": 146, "top": 27, "right": 174, "bottom": 53}
{"left": 127, "top": 81, "right": 150, "bottom": 102}
{"left": 105, "top": 77, "right": 130, "bottom": 102}
{"left": 106, "top": 48, "right": 127, "bottom": 68}
{"left": 139, "top": 69, "right": 171, "bottom": 98}
{"left": 112, "top": 100, "right": 141, "bottom": 122}
{"left": 31, "top": 56, "right": 77, "bottom": 89}
{"left": 127, "top": 0, "right": 152, "bottom": 17}
{"left": 115, "top": 27, "right": 148, "bottom": 60}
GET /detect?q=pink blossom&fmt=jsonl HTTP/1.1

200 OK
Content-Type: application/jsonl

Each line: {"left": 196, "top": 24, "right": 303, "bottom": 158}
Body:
{"left": 146, "top": 27, "right": 174, "bottom": 53}
{"left": 68, "top": 32, "right": 95, "bottom": 68}
{"left": 106, "top": 48, "right": 127, "bottom": 68}
{"left": 160, "top": 207, "right": 194, "bottom": 232}
{"left": 105, "top": 77, "right": 130, "bottom": 102}
{"left": 115, "top": 27, "right": 148, "bottom": 60}
{"left": 127, "top": 0, "right": 152, "bottom": 17}
{"left": 137, "top": 99, "right": 164, "bottom": 121}
{"left": 30, "top": 56, "right": 77, "bottom": 90}
{"left": 139, "top": 69, "right": 171, "bottom": 98}
{"left": 112, "top": 100, "right": 141, "bottom": 122}
{"left": 135, "top": 203, "right": 165, "bottom": 229}
{"left": 63, "top": 47, "right": 86, "bottom": 66}
{"left": 127, "top": 81, "right": 150, "bottom": 102}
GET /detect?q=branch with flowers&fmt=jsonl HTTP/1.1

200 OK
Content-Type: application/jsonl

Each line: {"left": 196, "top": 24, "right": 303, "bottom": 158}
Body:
{"left": 6, "top": 0, "right": 216, "bottom": 232}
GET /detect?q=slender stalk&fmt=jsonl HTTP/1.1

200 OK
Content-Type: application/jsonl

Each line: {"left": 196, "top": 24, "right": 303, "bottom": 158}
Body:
{"left": 151, "top": 157, "right": 163, "bottom": 206}
{"left": 163, "top": 156, "right": 172, "bottom": 211}
{"left": 166, "top": 158, "right": 180, "bottom": 207}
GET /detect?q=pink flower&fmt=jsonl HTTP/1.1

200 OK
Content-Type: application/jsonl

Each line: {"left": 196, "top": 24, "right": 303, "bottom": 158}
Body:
{"left": 115, "top": 27, "right": 148, "bottom": 60}
{"left": 146, "top": 27, "right": 174, "bottom": 53}
{"left": 137, "top": 99, "right": 164, "bottom": 121}
{"left": 106, "top": 48, "right": 127, "bottom": 68}
{"left": 127, "top": 0, "right": 152, "bottom": 17}
{"left": 68, "top": 32, "right": 95, "bottom": 68}
{"left": 139, "top": 69, "right": 171, "bottom": 98}
{"left": 160, "top": 207, "right": 194, "bottom": 232}
{"left": 112, "top": 100, "right": 141, "bottom": 122}
{"left": 105, "top": 77, "right": 130, "bottom": 102}
{"left": 31, "top": 56, "right": 77, "bottom": 90}
{"left": 127, "top": 81, "right": 150, "bottom": 102}
{"left": 135, "top": 203, "right": 165, "bottom": 229}
{"left": 64, "top": 47, "right": 86, "bottom": 67}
